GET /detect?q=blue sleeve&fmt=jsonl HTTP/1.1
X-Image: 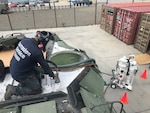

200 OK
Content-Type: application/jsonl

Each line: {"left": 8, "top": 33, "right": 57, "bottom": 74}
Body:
{"left": 36, "top": 52, "right": 54, "bottom": 76}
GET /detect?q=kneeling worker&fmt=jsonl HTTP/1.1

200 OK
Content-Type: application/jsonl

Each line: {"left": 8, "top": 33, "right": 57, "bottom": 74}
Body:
{"left": 5, "top": 31, "right": 60, "bottom": 100}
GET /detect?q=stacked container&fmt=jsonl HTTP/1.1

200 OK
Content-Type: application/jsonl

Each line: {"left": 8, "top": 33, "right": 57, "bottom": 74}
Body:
{"left": 134, "top": 13, "right": 150, "bottom": 53}
{"left": 113, "top": 6, "right": 150, "bottom": 45}
{"left": 100, "top": 2, "right": 150, "bottom": 34}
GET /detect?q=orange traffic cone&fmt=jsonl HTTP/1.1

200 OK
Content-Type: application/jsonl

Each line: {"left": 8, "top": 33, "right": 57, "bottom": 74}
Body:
{"left": 140, "top": 70, "right": 147, "bottom": 80}
{"left": 120, "top": 92, "right": 128, "bottom": 104}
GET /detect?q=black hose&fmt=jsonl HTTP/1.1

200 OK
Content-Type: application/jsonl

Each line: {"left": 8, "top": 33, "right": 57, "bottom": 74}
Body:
{"left": 126, "top": 59, "right": 130, "bottom": 76}
{"left": 45, "top": 60, "right": 58, "bottom": 69}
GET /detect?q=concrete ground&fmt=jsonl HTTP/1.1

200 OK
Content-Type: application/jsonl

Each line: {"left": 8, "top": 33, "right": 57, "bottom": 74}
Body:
{"left": 0, "top": 25, "right": 150, "bottom": 113}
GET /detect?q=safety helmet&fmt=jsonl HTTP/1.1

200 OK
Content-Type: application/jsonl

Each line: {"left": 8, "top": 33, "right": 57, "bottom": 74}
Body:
{"left": 36, "top": 31, "right": 50, "bottom": 42}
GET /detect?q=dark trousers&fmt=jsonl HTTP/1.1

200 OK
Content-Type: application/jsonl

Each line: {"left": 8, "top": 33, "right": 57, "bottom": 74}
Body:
{"left": 13, "top": 67, "right": 43, "bottom": 96}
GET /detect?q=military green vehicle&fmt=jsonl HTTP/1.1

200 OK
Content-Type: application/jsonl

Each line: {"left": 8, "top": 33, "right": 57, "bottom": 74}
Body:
{"left": 0, "top": 32, "right": 126, "bottom": 113}
{"left": 0, "top": 33, "right": 26, "bottom": 51}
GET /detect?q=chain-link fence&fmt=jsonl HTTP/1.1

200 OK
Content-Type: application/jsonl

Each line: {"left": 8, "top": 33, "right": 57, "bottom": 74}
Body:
{"left": 0, "top": 0, "right": 8, "bottom": 3}
{"left": 0, "top": 3, "right": 102, "bottom": 31}
{"left": 1, "top": 0, "right": 146, "bottom": 31}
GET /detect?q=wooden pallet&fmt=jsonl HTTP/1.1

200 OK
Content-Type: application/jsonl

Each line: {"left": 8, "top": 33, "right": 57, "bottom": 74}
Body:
{"left": 135, "top": 53, "right": 150, "bottom": 65}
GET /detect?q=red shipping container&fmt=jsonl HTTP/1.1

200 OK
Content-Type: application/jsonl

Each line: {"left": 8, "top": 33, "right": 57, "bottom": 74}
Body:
{"left": 107, "top": 2, "right": 150, "bottom": 7}
{"left": 100, "top": 2, "right": 150, "bottom": 34}
{"left": 113, "top": 6, "right": 150, "bottom": 45}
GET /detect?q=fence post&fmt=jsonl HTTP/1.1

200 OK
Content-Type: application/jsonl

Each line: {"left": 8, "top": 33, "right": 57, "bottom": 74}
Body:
{"left": 54, "top": 2, "right": 58, "bottom": 27}
{"left": 69, "top": 1, "right": 71, "bottom": 8}
{"left": 29, "top": 5, "right": 31, "bottom": 10}
{"left": 32, "top": 10, "right": 36, "bottom": 29}
{"left": 106, "top": 0, "right": 108, "bottom": 4}
{"left": 48, "top": 2, "right": 51, "bottom": 9}
{"left": 7, "top": 13, "right": 12, "bottom": 30}
{"left": 95, "top": 0, "right": 97, "bottom": 24}
{"left": 73, "top": 6, "right": 76, "bottom": 26}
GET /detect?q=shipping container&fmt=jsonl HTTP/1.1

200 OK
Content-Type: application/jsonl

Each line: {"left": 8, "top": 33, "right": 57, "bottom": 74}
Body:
{"left": 100, "top": 2, "right": 150, "bottom": 34}
{"left": 134, "top": 13, "right": 150, "bottom": 53}
{"left": 113, "top": 6, "right": 150, "bottom": 45}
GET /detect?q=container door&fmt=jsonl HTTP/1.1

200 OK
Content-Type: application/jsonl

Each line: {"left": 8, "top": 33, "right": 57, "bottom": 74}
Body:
{"left": 120, "top": 11, "right": 139, "bottom": 45}
{"left": 113, "top": 8, "right": 125, "bottom": 40}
